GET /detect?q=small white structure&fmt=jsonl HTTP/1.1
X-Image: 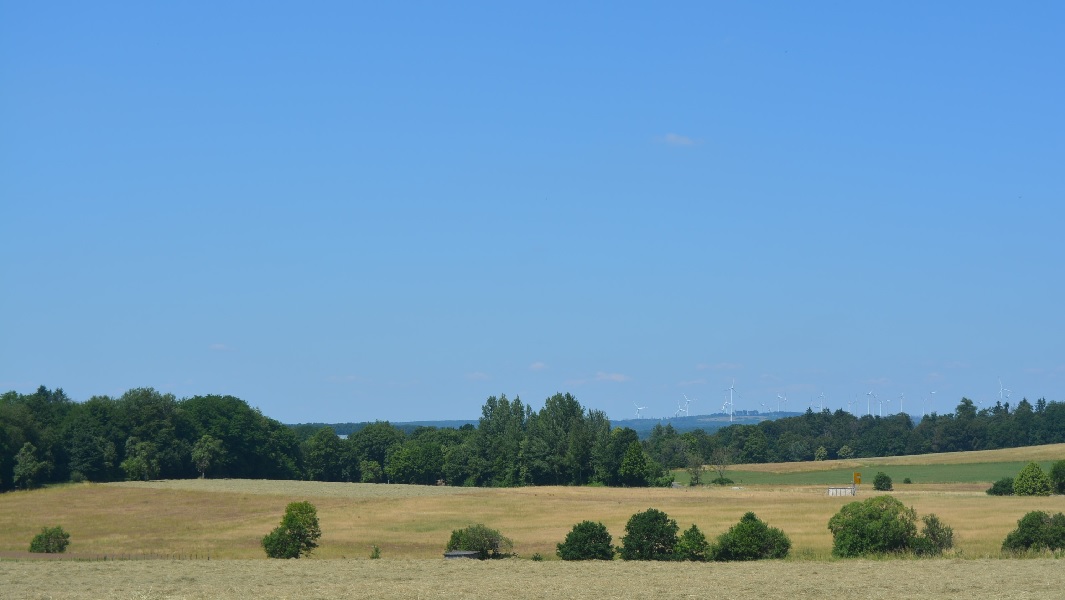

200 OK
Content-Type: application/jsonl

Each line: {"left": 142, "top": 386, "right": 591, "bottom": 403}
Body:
{"left": 827, "top": 485, "right": 857, "bottom": 497}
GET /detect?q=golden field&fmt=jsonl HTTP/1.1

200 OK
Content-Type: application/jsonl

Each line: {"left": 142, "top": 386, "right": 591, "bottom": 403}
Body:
{"left": 1, "top": 478, "right": 1062, "bottom": 560}
{"left": 1, "top": 445, "right": 1063, "bottom": 599}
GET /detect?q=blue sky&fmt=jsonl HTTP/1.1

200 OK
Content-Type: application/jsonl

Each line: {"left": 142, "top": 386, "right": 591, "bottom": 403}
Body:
{"left": 2, "top": 2, "right": 1062, "bottom": 424}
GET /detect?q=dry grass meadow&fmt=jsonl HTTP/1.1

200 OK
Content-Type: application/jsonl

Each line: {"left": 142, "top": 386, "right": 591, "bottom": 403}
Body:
{"left": 3, "top": 557, "right": 1064, "bottom": 599}
{"left": 1, "top": 445, "right": 1063, "bottom": 598}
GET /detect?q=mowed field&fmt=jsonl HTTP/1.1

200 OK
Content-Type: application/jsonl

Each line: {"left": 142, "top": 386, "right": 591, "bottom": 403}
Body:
{"left": 0, "top": 444, "right": 1063, "bottom": 599}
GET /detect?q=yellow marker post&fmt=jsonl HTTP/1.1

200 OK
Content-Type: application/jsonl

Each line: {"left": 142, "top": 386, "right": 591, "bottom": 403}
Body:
{"left": 853, "top": 472, "right": 861, "bottom": 485}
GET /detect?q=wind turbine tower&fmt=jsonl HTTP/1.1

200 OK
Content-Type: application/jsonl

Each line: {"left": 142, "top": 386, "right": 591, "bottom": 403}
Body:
{"left": 633, "top": 401, "right": 646, "bottom": 419}
{"left": 725, "top": 381, "right": 736, "bottom": 422}
{"left": 999, "top": 378, "right": 1012, "bottom": 404}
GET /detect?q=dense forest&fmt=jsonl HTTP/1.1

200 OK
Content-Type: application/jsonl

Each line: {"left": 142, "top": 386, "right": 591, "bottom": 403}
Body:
{"left": 2, "top": 386, "right": 1064, "bottom": 491}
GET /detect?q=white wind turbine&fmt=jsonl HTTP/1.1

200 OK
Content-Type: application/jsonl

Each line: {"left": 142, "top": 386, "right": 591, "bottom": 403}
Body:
{"left": 682, "top": 394, "right": 693, "bottom": 417}
{"left": 999, "top": 378, "right": 1012, "bottom": 404}
{"left": 723, "top": 381, "right": 736, "bottom": 422}
{"left": 776, "top": 393, "right": 788, "bottom": 414}
{"left": 927, "top": 390, "right": 936, "bottom": 417}
{"left": 633, "top": 401, "right": 646, "bottom": 419}
{"left": 818, "top": 392, "right": 826, "bottom": 413}
{"left": 898, "top": 392, "right": 905, "bottom": 416}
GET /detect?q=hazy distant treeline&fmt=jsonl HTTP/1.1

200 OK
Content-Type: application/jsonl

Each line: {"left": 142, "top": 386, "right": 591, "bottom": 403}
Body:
{"left": 2, "top": 386, "right": 1063, "bottom": 491}
{"left": 643, "top": 397, "right": 1065, "bottom": 471}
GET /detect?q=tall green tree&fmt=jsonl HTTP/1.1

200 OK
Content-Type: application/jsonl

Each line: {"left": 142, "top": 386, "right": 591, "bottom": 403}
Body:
{"left": 300, "top": 428, "right": 344, "bottom": 481}
{"left": 618, "top": 441, "right": 649, "bottom": 487}
{"left": 13, "top": 442, "right": 51, "bottom": 489}
{"left": 192, "top": 434, "right": 226, "bottom": 479}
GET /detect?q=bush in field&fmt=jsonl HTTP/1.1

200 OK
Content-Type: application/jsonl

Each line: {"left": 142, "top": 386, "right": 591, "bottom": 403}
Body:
{"left": 674, "top": 524, "right": 710, "bottom": 561}
{"left": 1002, "top": 511, "right": 1065, "bottom": 553}
{"left": 1013, "top": 462, "right": 1051, "bottom": 496}
{"left": 912, "top": 514, "right": 954, "bottom": 556}
{"left": 29, "top": 526, "right": 70, "bottom": 553}
{"left": 986, "top": 477, "right": 1015, "bottom": 496}
{"left": 556, "top": 521, "right": 614, "bottom": 560}
{"left": 872, "top": 471, "right": 893, "bottom": 491}
{"left": 262, "top": 501, "right": 321, "bottom": 559}
{"left": 619, "top": 508, "right": 678, "bottom": 561}
{"left": 710, "top": 512, "right": 790, "bottom": 561}
{"left": 1051, "top": 460, "right": 1065, "bottom": 495}
{"left": 828, "top": 496, "right": 954, "bottom": 557}
{"left": 446, "top": 524, "right": 513, "bottom": 559}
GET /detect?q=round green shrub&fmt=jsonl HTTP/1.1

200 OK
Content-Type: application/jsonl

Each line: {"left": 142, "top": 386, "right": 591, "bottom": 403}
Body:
{"left": 262, "top": 501, "right": 321, "bottom": 559}
{"left": 674, "top": 524, "right": 711, "bottom": 561}
{"left": 29, "top": 526, "right": 70, "bottom": 553}
{"left": 556, "top": 521, "right": 614, "bottom": 560}
{"left": 827, "top": 496, "right": 953, "bottom": 557}
{"left": 1013, "top": 462, "right": 1051, "bottom": 496}
{"left": 446, "top": 524, "right": 513, "bottom": 559}
{"left": 1002, "top": 511, "right": 1065, "bottom": 552}
{"left": 872, "top": 471, "right": 893, "bottom": 491}
{"left": 619, "top": 508, "right": 678, "bottom": 561}
{"left": 986, "top": 477, "right": 1015, "bottom": 496}
{"left": 711, "top": 512, "right": 791, "bottom": 561}
{"left": 827, "top": 496, "right": 917, "bottom": 557}
{"left": 913, "top": 514, "right": 954, "bottom": 556}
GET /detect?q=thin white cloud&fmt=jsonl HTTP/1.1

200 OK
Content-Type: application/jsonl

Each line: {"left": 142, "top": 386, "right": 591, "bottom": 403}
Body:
{"left": 529, "top": 361, "right": 548, "bottom": 372}
{"left": 466, "top": 372, "right": 490, "bottom": 381}
{"left": 209, "top": 343, "right": 231, "bottom": 351}
{"left": 658, "top": 132, "right": 698, "bottom": 146}
{"left": 865, "top": 377, "right": 890, "bottom": 387}
{"left": 925, "top": 372, "right": 944, "bottom": 382}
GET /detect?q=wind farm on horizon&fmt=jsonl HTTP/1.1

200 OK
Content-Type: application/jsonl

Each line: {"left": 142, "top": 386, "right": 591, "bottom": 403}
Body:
{"left": 619, "top": 377, "right": 1027, "bottom": 424}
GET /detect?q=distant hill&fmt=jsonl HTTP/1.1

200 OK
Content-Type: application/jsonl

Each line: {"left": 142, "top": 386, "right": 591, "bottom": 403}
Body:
{"left": 289, "top": 412, "right": 800, "bottom": 440}
{"left": 612, "top": 411, "right": 801, "bottom": 438}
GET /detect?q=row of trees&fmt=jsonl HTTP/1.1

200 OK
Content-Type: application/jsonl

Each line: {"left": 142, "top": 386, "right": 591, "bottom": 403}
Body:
{"left": 1, "top": 387, "right": 672, "bottom": 490}
{"left": 1, "top": 387, "right": 301, "bottom": 490}
{"left": 4, "top": 385, "right": 1064, "bottom": 491}
{"left": 298, "top": 393, "right": 672, "bottom": 487}
{"left": 642, "top": 397, "right": 1065, "bottom": 470}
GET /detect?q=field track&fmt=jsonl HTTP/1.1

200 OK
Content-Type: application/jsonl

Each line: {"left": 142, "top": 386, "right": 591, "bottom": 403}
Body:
{"left": 2, "top": 557, "right": 1064, "bottom": 599}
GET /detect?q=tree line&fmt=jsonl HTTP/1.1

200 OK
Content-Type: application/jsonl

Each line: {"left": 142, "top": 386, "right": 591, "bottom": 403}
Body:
{"left": 3, "top": 386, "right": 1063, "bottom": 491}
{"left": 642, "top": 396, "right": 1065, "bottom": 472}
